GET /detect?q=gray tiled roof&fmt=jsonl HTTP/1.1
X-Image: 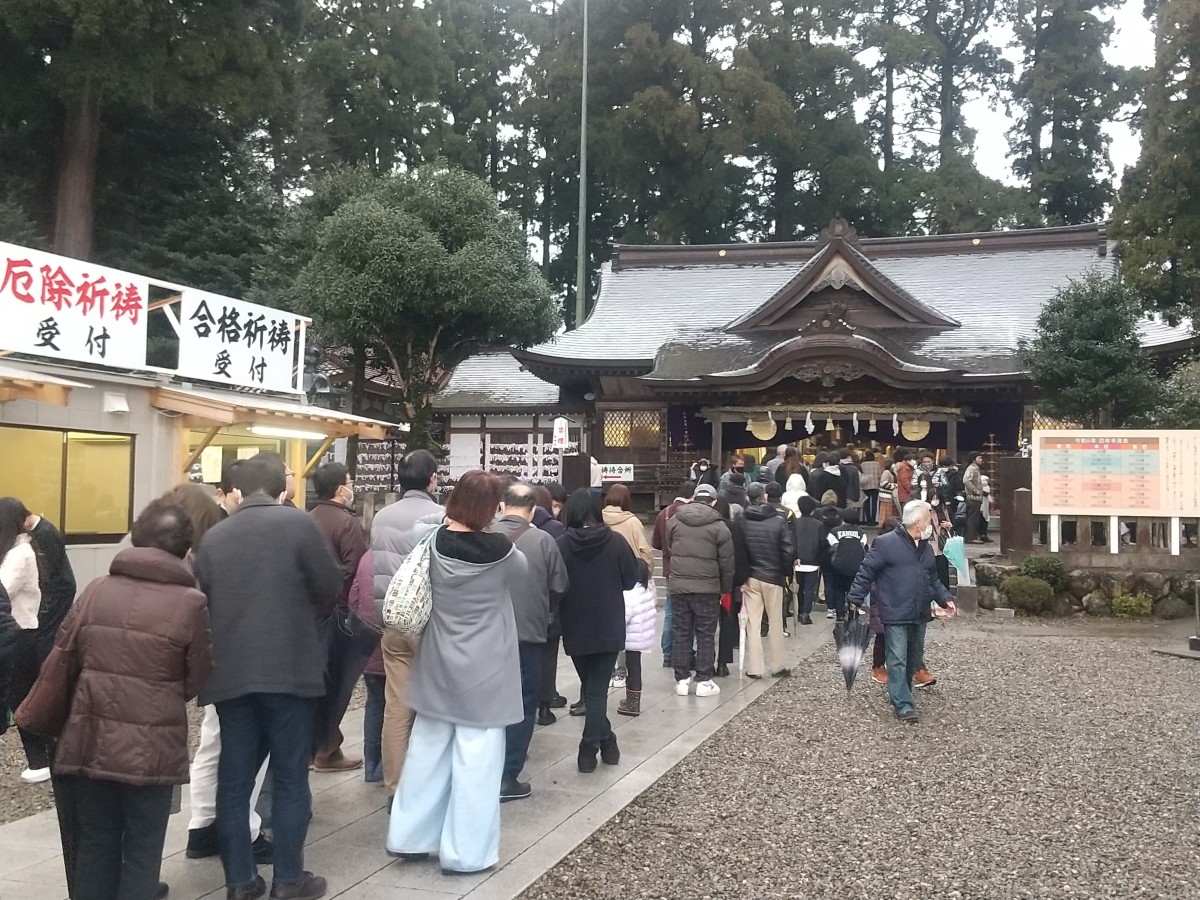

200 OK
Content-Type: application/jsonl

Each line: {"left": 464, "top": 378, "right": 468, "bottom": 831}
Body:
{"left": 522, "top": 238, "right": 1181, "bottom": 378}
{"left": 436, "top": 350, "right": 561, "bottom": 410}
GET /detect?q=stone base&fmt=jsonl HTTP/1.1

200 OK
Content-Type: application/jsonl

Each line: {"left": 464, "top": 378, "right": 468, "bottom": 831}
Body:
{"left": 1153, "top": 646, "right": 1200, "bottom": 661}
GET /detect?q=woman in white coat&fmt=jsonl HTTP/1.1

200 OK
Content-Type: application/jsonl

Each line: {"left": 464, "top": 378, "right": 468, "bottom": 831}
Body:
{"left": 0, "top": 496, "right": 45, "bottom": 783}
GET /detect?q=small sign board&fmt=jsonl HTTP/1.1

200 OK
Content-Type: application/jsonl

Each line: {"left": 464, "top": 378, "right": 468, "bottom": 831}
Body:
{"left": 178, "top": 290, "right": 301, "bottom": 392}
{"left": 0, "top": 241, "right": 148, "bottom": 369}
{"left": 552, "top": 416, "right": 570, "bottom": 448}
{"left": 600, "top": 463, "right": 635, "bottom": 482}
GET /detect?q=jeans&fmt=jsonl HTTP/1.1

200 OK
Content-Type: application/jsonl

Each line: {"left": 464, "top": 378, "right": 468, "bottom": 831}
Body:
{"left": 571, "top": 651, "right": 618, "bottom": 748}
{"left": 660, "top": 593, "right": 673, "bottom": 659}
{"left": 825, "top": 570, "right": 853, "bottom": 620}
{"left": 363, "top": 673, "right": 386, "bottom": 773}
{"left": 884, "top": 622, "right": 926, "bottom": 715}
{"left": 671, "top": 592, "right": 719, "bottom": 681}
{"left": 69, "top": 775, "right": 172, "bottom": 900}
{"left": 504, "top": 641, "right": 543, "bottom": 777}
{"left": 215, "top": 693, "right": 317, "bottom": 888}
{"left": 864, "top": 489, "right": 879, "bottom": 523}
{"left": 796, "top": 570, "right": 819, "bottom": 615}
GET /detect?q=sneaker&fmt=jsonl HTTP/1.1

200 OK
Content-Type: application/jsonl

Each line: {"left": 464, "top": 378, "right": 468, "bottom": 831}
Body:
{"left": 569, "top": 700, "right": 587, "bottom": 716}
{"left": 609, "top": 674, "right": 627, "bottom": 689}
{"left": 675, "top": 678, "right": 692, "bottom": 696}
{"left": 269, "top": 872, "right": 326, "bottom": 900}
{"left": 252, "top": 834, "right": 275, "bottom": 865}
{"left": 499, "top": 775, "right": 532, "bottom": 802}
{"left": 896, "top": 708, "right": 920, "bottom": 725}
{"left": 548, "top": 694, "right": 569, "bottom": 709}
{"left": 871, "top": 666, "right": 887, "bottom": 685}
{"left": 914, "top": 668, "right": 937, "bottom": 689}
{"left": 694, "top": 680, "right": 721, "bottom": 697}
{"left": 20, "top": 767, "right": 51, "bottom": 785}
{"left": 226, "top": 876, "right": 266, "bottom": 900}
{"left": 825, "top": 610, "right": 835, "bottom": 620}
{"left": 800, "top": 614, "right": 813, "bottom": 625}
{"left": 770, "top": 668, "right": 792, "bottom": 678}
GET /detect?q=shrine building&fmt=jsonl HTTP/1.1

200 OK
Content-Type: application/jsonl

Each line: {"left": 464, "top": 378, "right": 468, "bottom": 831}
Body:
{"left": 432, "top": 219, "right": 1192, "bottom": 501}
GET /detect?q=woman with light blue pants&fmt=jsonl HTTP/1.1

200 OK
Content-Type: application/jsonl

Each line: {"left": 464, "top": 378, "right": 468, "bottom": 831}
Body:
{"left": 386, "top": 471, "right": 526, "bottom": 874}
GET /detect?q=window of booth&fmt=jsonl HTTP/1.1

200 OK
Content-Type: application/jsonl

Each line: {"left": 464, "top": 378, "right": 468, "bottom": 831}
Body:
{"left": 0, "top": 425, "right": 134, "bottom": 542}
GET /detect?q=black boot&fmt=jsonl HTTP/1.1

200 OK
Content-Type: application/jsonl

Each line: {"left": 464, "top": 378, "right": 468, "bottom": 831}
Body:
{"left": 535, "top": 704, "right": 557, "bottom": 726}
{"left": 577, "top": 742, "right": 599, "bottom": 773}
{"left": 715, "top": 663, "right": 730, "bottom": 677}
{"left": 569, "top": 700, "right": 587, "bottom": 717}
{"left": 600, "top": 735, "right": 620, "bottom": 766}
{"left": 185, "top": 823, "right": 219, "bottom": 859}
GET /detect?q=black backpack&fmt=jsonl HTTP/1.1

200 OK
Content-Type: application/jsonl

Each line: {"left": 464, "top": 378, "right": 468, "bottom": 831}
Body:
{"left": 831, "top": 529, "right": 866, "bottom": 576}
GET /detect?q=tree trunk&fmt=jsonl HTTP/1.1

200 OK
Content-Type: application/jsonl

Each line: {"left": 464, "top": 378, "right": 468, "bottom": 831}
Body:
{"left": 882, "top": 0, "right": 896, "bottom": 172}
{"left": 405, "top": 395, "right": 435, "bottom": 454}
{"left": 346, "top": 342, "right": 368, "bottom": 480}
{"left": 53, "top": 79, "right": 101, "bottom": 260}
{"left": 938, "top": 54, "right": 956, "bottom": 168}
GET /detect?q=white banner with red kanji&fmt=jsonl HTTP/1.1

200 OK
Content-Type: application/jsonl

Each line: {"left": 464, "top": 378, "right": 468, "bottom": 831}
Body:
{"left": 0, "top": 242, "right": 148, "bottom": 368}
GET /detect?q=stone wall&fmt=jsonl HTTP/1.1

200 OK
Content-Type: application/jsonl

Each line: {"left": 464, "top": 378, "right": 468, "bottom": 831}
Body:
{"left": 974, "top": 561, "right": 1197, "bottom": 619}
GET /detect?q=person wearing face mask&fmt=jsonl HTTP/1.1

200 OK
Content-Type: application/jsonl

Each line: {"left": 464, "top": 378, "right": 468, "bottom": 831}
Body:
{"left": 309, "top": 462, "right": 370, "bottom": 775}
{"left": 691, "top": 458, "right": 720, "bottom": 491}
{"left": 846, "top": 499, "right": 955, "bottom": 724}
{"left": 719, "top": 453, "right": 748, "bottom": 493}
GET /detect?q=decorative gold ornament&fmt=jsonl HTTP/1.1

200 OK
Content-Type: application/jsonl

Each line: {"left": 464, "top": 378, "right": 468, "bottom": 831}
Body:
{"left": 901, "top": 419, "right": 931, "bottom": 441}
{"left": 750, "top": 418, "right": 778, "bottom": 440}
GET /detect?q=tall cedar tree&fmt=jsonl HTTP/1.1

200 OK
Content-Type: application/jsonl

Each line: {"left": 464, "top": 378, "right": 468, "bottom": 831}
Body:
{"left": 1113, "top": 0, "right": 1200, "bottom": 318}
{"left": 1009, "top": 0, "right": 1123, "bottom": 224}
{"left": 0, "top": 0, "right": 303, "bottom": 260}
{"left": 1019, "top": 270, "right": 1158, "bottom": 427}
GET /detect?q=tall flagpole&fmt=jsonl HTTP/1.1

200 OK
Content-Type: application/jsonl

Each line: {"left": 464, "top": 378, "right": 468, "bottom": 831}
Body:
{"left": 573, "top": 0, "right": 589, "bottom": 330}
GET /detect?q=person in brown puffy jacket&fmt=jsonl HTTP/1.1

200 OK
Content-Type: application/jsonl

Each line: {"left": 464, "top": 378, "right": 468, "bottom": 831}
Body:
{"left": 53, "top": 499, "right": 212, "bottom": 900}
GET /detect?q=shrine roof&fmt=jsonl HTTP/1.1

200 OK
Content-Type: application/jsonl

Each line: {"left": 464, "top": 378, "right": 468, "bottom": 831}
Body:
{"left": 514, "top": 222, "right": 1178, "bottom": 383}
{"left": 435, "top": 350, "right": 566, "bottom": 411}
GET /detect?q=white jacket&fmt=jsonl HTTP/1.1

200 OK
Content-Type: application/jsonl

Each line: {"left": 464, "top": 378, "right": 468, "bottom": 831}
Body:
{"left": 2, "top": 535, "right": 41, "bottom": 629}
{"left": 781, "top": 473, "right": 808, "bottom": 516}
{"left": 624, "top": 582, "right": 657, "bottom": 653}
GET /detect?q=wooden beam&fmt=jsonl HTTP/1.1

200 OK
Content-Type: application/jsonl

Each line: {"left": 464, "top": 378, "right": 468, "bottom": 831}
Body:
{"left": 183, "top": 425, "right": 223, "bottom": 474}
{"left": 304, "top": 436, "right": 337, "bottom": 477}
{"left": 0, "top": 388, "right": 16, "bottom": 403}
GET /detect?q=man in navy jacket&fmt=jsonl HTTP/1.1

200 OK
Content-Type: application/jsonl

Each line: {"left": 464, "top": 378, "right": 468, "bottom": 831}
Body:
{"left": 847, "top": 499, "right": 955, "bottom": 724}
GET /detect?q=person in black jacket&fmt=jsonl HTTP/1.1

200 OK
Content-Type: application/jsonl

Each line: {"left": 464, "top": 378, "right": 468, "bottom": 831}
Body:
{"left": 792, "top": 495, "right": 824, "bottom": 626}
{"left": 734, "top": 491, "right": 796, "bottom": 678}
{"left": 556, "top": 489, "right": 640, "bottom": 773}
{"left": 807, "top": 452, "right": 847, "bottom": 506}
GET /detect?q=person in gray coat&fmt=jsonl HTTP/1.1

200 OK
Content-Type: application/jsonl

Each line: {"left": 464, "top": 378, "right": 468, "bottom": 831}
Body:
{"left": 370, "top": 449, "right": 444, "bottom": 796}
{"left": 194, "top": 454, "right": 342, "bottom": 900}
{"left": 490, "top": 482, "right": 568, "bottom": 803}
{"left": 386, "top": 471, "right": 527, "bottom": 875}
{"left": 665, "top": 483, "right": 734, "bottom": 698}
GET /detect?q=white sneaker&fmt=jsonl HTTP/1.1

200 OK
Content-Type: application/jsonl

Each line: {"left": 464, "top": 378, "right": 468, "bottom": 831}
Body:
{"left": 20, "top": 767, "right": 51, "bottom": 784}
{"left": 694, "top": 680, "right": 721, "bottom": 698}
{"left": 675, "top": 678, "right": 692, "bottom": 696}
{"left": 610, "top": 674, "right": 627, "bottom": 689}
{"left": 826, "top": 610, "right": 835, "bottom": 620}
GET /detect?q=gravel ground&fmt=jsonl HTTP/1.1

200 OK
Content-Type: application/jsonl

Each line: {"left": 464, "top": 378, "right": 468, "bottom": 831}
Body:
{"left": 521, "top": 619, "right": 1200, "bottom": 900}
{"left": 1, "top": 683, "right": 367, "bottom": 827}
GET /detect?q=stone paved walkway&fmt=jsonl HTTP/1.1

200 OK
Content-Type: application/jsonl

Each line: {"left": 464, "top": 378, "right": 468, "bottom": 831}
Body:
{"left": 0, "top": 611, "right": 829, "bottom": 900}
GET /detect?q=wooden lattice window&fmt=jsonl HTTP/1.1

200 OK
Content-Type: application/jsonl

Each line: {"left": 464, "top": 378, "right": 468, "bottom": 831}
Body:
{"left": 603, "top": 410, "right": 661, "bottom": 449}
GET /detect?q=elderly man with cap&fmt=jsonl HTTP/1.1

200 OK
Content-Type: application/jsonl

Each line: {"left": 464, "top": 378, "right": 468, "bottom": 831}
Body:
{"left": 665, "top": 483, "right": 734, "bottom": 698}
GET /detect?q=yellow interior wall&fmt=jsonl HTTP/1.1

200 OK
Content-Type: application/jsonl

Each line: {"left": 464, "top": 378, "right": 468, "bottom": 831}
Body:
{"left": 64, "top": 433, "right": 133, "bottom": 535}
{"left": 0, "top": 426, "right": 63, "bottom": 522}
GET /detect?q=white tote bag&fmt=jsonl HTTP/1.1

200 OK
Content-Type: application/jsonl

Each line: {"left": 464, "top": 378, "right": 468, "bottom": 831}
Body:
{"left": 381, "top": 528, "right": 438, "bottom": 636}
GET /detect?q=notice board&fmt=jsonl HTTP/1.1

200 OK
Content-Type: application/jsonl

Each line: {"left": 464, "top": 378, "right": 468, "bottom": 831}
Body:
{"left": 1031, "top": 429, "right": 1200, "bottom": 517}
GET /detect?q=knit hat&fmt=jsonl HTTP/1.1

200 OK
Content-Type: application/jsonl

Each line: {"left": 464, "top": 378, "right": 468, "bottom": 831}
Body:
{"left": 747, "top": 483, "right": 766, "bottom": 501}
{"left": 820, "top": 490, "right": 838, "bottom": 505}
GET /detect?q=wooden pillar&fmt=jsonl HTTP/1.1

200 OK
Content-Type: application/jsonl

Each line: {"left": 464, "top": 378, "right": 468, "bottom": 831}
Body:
{"left": 946, "top": 415, "right": 959, "bottom": 462}
{"left": 1003, "top": 487, "right": 1033, "bottom": 558}
{"left": 711, "top": 415, "right": 722, "bottom": 470}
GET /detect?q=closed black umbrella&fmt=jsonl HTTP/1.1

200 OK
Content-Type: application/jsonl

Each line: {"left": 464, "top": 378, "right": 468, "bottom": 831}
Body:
{"left": 833, "top": 610, "right": 873, "bottom": 694}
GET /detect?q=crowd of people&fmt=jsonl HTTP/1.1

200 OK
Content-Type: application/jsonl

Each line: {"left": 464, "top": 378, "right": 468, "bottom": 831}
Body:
{"left": 0, "top": 440, "right": 965, "bottom": 900}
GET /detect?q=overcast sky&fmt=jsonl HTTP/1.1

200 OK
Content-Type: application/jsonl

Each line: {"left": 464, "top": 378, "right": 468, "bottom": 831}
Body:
{"left": 965, "top": 0, "right": 1156, "bottom": 188}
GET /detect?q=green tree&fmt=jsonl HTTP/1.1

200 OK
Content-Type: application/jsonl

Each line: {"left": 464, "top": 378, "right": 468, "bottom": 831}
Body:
{"left": 1112, "top": 0, "right": 1200, "bottom": 318}
{"left": 259, "top": 164, "right": 559, "bottom": 452}
{"left": 1147, "top": 359, "right": 1200, "bottom": 428}
{"left": 1019, "top": 270, "right": 1159, "bottom": 427}
{"left": 1008, "top": 0, "right": 1125, "bottom": 224}
{"left": 0, "top": 0, "right": 304, "bottom": 259}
